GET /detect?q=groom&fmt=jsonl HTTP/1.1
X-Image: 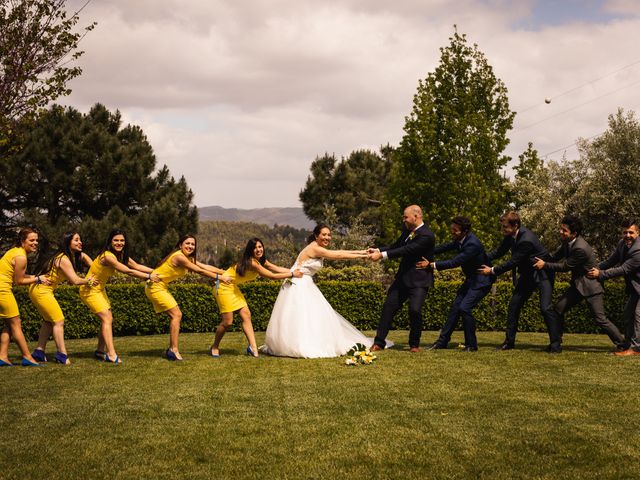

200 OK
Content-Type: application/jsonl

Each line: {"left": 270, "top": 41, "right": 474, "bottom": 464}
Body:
{"left": 368, "top": 205, "right": 435, "bottom": 352}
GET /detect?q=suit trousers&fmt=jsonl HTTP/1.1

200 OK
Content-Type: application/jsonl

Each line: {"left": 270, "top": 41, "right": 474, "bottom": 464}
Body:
{"left": 504, "top": 277, "right": 555, "bottom": 346}
{"left": 435, "top": 282, "right": 492, "bottom": 348}
{"left": 374, "top": 279, "right": 428, "bottom": 348}
{"left": 622, "top": 291, "right": 640, "bottom": 348}
{"left": 550, "top": 285, "right": 625, "bottom": 347}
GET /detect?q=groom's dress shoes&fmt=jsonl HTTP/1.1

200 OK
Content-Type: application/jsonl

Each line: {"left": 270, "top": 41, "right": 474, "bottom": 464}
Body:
{"left": 425, "top": 343, "right": 446, "bottom": 351}
{"left": 370, "top": 344, "right": 383, "bottom": 352}
{"left": 461, "top": 346, "right": 478, "bottom": 352}
{"left": 495, "top": 343, "right": 514, "bottom": 351}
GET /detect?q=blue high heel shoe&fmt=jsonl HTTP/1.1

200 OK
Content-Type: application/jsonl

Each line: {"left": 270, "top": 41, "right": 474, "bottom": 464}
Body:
{"left": 31, "top": 349, "right": 47, "bottom": 362}
{"left": 54, "top": 351, "right": 69, "bottom": 365}
{"left": 94, "top": 350, "right": 106, "bottom": 360}
{"left": 21, "top": 357, "right": 43, "bottom": 367}
{"left": 104, "top": 354, "right": 121, "bottom": 364}
{"left": 0, "top": 359, "right": 14, "bottom": 367}
{"left": 246, "top": 345, "right": 258, "bottom": 357}
{"left": 165, "top": 349, "right": 183, "bottom": 361}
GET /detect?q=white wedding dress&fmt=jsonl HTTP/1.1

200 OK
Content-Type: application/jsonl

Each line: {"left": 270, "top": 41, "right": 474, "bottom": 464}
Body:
{"left": 262, "top": 257, "right": 392, "bottom": 358}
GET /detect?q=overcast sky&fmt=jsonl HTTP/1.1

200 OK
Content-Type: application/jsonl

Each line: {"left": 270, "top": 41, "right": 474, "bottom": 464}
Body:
{"left": 64, "top": 0, "right": 640, "bottom": 209}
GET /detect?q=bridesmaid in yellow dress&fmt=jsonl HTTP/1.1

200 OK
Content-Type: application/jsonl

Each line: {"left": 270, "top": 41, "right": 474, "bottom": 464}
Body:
{"left": 79, "top": 229, "right": 160, "bottom": 364}
{"left": 210, "top": 237, "right": 302, "bottom": 357}
{"left": 30, "top": 232, "right": 97, "bottom": 365}
{"left": 0, "top": 228, "right": 51, "bottom": 367}
{"left": 145, "top": 234, "right": 231, "bottom": 361}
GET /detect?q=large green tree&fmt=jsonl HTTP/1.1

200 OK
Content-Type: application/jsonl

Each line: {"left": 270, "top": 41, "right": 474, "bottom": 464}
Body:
{"left": 299, "top": 146, "right": 393, "bottom": 234}
{"left": 1, "top": 103, "right": 198, "bottom": 262}
{"left": 515, "top": 109, "right": 640, "bottom": 257}
{"left": 386, "top": 29, "right": 515, "bottom": 245}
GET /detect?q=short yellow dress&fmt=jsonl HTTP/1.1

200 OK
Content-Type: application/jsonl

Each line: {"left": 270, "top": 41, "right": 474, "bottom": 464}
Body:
{"left": 28, "top": 253, "right": 65, "bottom": 323}
{"left": 0, "top": 247, "right": 26, "bottom": 319}
{"left": 79, "top": 251, "right": 116, "bottom": 314}
{"left": 214, "top": 265, "right": 259, "bottom": 313}
{"left": 145, "top": 251, "right": 187, "bottom": 314}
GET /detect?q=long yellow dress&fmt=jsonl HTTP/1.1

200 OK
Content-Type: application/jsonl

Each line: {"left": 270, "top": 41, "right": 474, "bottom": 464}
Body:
{"left": 79, "top": 251, "right": 117, "bottom": 314}
{"left": 0, "top": 247, "right": 26, "bottom": 319}
{"left": 28, "top": 253, "right": 65, "bottom": 323}
{"left": 145, "top": 251, "right": 187, "bottom": 313}
{"left": 214, "top": 265, "right": 259, "bottom": 313}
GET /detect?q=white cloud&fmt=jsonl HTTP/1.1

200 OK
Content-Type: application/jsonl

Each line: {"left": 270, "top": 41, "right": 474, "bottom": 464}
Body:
{"left": 63, "top": 0, "right": 640, "bottom": 209}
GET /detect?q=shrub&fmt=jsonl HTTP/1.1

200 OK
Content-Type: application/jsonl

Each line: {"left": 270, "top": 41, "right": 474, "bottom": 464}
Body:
{"left": 13, "top": 280, "right": 629, "bottom": 339}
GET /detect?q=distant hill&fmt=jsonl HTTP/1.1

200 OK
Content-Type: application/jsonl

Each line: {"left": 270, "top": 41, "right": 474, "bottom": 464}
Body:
{"left": 198, "top": 205, "right": 314, "bottom": 230}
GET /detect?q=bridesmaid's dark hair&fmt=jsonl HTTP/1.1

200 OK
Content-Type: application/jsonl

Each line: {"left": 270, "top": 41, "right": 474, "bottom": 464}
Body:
{"left": 37, "top": 231, "right": 83, "bottom": 275}
{"left": 97, "top": 229, "right": 130, "bottom": 264}
{"left": 158, "top": 234, "right": 197, "bottom": 267}
{"left": 13, "top": 227, "right": 38, "bottom": 247}
{"left": 237, "top": 237, "right": 267, "bottom": 277}
{"left": 307, "top": 224, "right": 330, "bottom": 244}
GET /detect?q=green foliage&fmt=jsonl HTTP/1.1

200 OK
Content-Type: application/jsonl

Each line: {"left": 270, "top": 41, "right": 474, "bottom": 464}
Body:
{"left": 14, "top": 280, "right": 630, "bottom": 339}
{"left": 0, "top": 0, "right": 95, "bottom": 123}
{"left": 386, "top": 29, "right": 515, "bottom": 246}
{"left": 197, "top": 220, "right": 308, "bottom": 269}
{"left": 0, "top": 103, "right": 198, "bottom": 262}
{"left": 0, "top": 0, "right": 95, "bottom": 235}
{"left": 515, "top": 109, "right": 640, "bottom": 257}
{"left": 299, "top": 147, "right": 393, "bottom": 234}
{"left": 508, "top": 142, "right": 543, "bottom": 210}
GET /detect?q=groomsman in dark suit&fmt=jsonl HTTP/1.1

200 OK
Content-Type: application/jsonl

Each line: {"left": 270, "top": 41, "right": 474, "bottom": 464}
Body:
{"left": 533, "top": 214, "right": 625, "bottom": 353}
{"left": 418, "top": 216, "right": 493, "bottom": 352}
{"left": 368, "top": 205, "right": 435, "bottom": 352}
{"left": 478, "top": 211, "right": 555, "bottom": 350}
{"left": 587, "top": 218, "right": 640, "bottom": 356}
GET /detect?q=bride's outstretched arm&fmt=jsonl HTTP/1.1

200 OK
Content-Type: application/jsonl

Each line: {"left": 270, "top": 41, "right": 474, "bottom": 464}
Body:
{"left": 312, "top": 245, "right": 368, "bottom": 260}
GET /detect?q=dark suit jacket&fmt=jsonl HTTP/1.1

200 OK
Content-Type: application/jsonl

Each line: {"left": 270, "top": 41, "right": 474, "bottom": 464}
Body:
{"left": 381, "top": 224, "right": 435, "bottom": 288}
{"left": 488, "top": 227, "right": 551, "bottom": 283}
{"left": 544, "top": 235, "right": 603, "bottom": 297}
{"left": 434, "top": 232, "right": 493, "bottom": 288}
{"left": 598, "top": 237, "right": 640, "bottom": 295}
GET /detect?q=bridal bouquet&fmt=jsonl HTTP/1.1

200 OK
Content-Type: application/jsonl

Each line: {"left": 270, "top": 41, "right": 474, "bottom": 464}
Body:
{"left": 344, "top": 343, "right": 377, "bottom": 366}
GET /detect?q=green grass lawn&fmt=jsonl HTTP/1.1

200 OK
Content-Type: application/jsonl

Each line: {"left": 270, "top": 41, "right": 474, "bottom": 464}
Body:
{"left": 1, "top": 330, "right": 637, "bottom": 480}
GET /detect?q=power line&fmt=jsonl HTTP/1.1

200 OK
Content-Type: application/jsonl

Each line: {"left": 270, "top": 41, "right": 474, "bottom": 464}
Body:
{"left": 515, "top": 58, "right": 640, "bottom": 114}
{"left": 518, "top": 77, "right": 640, "bottom": 130}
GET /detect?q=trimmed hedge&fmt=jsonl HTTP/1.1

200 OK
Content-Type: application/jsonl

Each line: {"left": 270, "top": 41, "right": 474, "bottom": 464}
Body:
{"left": 12, "top": 280, "right": 630, "bottom": 340}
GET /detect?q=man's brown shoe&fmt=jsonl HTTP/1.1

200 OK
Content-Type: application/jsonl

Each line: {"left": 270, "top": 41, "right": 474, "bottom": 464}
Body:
{"left": 409, "top": 347, "right": 421, "bottom": 353}
{"left": 370, "top": 344, "right": 383, "bottom": 352}
{"left": 614, "top": 348, "right": 640, "bottom": 356}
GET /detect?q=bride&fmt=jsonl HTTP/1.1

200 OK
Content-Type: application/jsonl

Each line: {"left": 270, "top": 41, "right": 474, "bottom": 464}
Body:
{"left": 261, "top": 224, "right": 392, "bottom": 358}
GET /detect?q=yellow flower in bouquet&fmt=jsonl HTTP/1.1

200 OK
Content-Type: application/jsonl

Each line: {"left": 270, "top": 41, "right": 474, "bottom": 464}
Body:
{"left": 344, "top": 343, "right": 377, "bottom": 366}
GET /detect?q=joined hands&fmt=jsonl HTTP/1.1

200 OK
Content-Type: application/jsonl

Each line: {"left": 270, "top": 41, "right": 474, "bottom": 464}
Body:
{"left": 366, "top": 247, "right": 382, "bottom": 261}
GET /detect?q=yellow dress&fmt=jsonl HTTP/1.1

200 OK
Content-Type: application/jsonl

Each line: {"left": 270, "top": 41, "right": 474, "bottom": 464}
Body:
{"left": 0, "top": 247, "right": 27, "bottom": 319}
{"left": 28, "top": 253, "right": 65, "bottom": 323}
{"left": 214, "top": 265, "right": 259, "bottom": 313}
{"left": 79, "top": 251, "right": 117, "bottom": 314}
{"left": 145, "top": 251, "right": 187, "bottom": 313}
